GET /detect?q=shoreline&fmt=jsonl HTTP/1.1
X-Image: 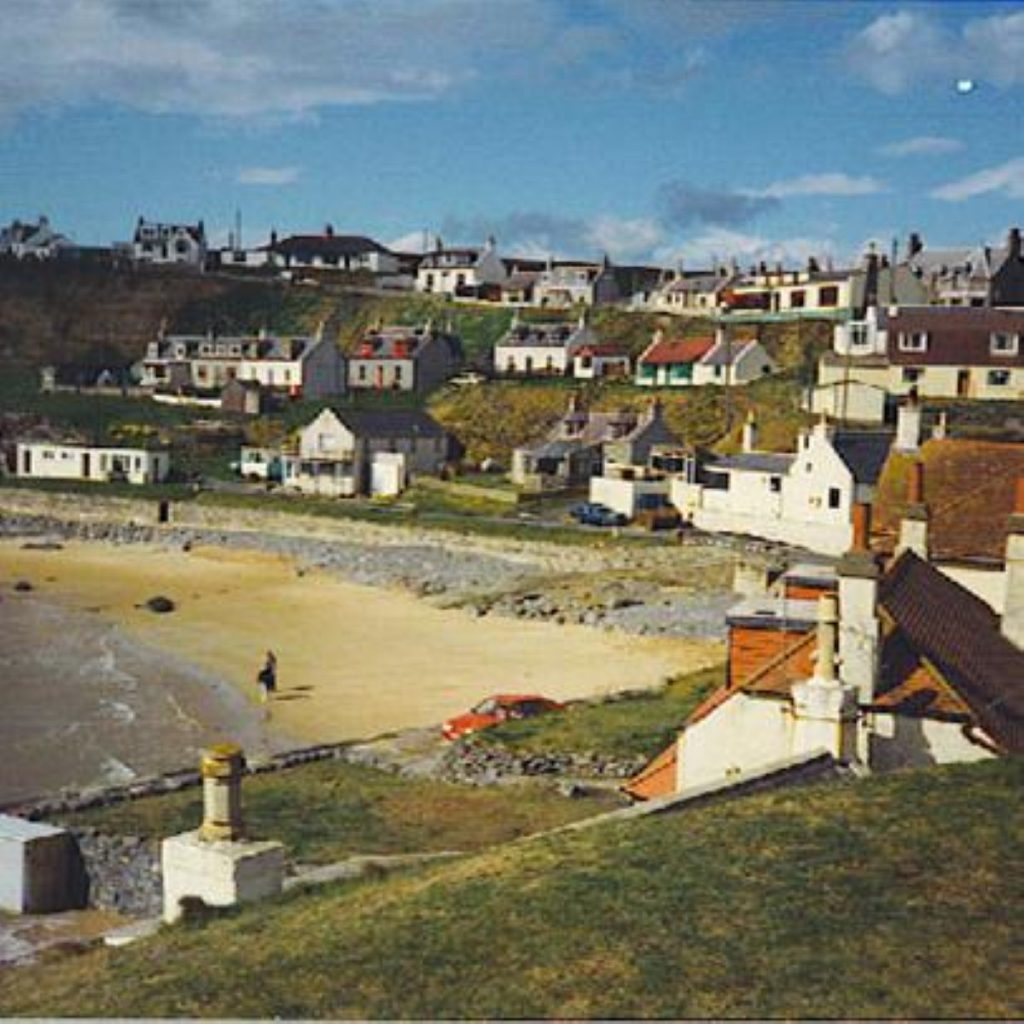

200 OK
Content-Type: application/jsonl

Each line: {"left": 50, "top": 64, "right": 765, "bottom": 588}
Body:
{"left": 0, "top": 536, "right": 725, "bottom": 801}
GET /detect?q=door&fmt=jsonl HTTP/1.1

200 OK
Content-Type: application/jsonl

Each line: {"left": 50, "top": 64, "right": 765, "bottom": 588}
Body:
{"left": 82, "top": 452, "right": 91, "bottom": 478}
{"left": 22, "top": 449, "right": 31, "bottom": 475}
{"left": 957, "top": 369, "right": 970, "bottom": 398}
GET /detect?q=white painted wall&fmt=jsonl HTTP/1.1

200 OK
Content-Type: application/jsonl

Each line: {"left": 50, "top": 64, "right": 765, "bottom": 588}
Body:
{"left": 867, "top": 713, "right": 995, "bottom": 771}
{"left": 590, "top": 475, "right": 670, "bottom": 518}
{"left": 937, "top": 564, "right": 1006, "bottom": 614}
{"left": 494, "top": 346, "right": 570, "bottom": 375}
{"left": 16, "top": 444, "right": 170, "bottom": 485}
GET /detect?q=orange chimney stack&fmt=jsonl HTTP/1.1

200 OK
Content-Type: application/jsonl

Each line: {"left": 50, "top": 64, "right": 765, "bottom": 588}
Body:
{"left": 907, "top": 461, "right": 925, "bottom": 505}
{"left": 851, "top": 502, "right": 872, "bottom": 552}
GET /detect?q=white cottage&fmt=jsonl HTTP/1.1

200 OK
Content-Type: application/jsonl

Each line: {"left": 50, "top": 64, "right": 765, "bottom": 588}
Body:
{"left": 16, "top": 442, "right": 171, "bottom": 485}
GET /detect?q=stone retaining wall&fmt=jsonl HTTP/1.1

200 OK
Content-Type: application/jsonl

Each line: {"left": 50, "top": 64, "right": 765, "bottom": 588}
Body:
{"left": 71, "top": 828, "right": 162, "bottom": 917}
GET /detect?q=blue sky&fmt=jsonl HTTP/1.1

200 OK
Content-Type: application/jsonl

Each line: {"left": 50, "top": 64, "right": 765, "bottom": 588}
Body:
{"left": 2, "top": 0, "right": 1023, "bottom": 266}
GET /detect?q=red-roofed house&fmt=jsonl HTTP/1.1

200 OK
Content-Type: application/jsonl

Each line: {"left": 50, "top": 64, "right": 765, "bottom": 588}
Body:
{"left": 571, "top": 343, "right": 631, "bottom": 380}
{"left": 635, "top": 331, "right": 715, "bottom": 386}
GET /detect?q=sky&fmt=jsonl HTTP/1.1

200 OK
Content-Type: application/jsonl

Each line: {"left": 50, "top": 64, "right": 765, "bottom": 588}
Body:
{"left": 2, "top": 0, "right": 1023, "bottom": 267}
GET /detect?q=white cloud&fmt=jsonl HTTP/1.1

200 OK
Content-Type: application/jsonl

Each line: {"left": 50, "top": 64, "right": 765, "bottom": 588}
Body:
{"left": 584, "top": 216, "right": 664, "bottom": 261}
{"left": 655, "top": 227, "right": 837, "bottom": 268}
{"left": 236, "top": 166, "right": 300, "bottom": 186}
{"left": 0, "top": 0, "right": 558, "bottom": 121}
{"left": 878, "top": 135, "right": 963, "bottom": 158}
{"left": 930, "top": 157, "right": 1024, "bottom": 201}
{"left": 748, "top": 173, "right": 885, "bottom": 199}
{"left": 845, "top": 9, "right": 1024, "bottom": 94}
{"left": 386, "top": 230, "right": 437, "bottom": 253}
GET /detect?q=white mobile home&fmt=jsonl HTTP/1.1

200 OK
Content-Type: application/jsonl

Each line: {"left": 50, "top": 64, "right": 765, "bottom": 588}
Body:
{"left": 16, "top": 442, "right": 171, "bottom": 485}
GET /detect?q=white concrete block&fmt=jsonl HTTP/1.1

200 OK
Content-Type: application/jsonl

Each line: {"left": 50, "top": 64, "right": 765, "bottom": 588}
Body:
{"left": 161, "top": 830, "right": 285, "bottom": 923}
{"left": 0, "top": 815, "right": 79, "bottom": 914}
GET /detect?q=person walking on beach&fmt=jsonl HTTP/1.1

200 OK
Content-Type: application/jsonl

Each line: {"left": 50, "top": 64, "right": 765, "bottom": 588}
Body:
{"left": 257, "top": 649, "right": 277, "bottom": 703}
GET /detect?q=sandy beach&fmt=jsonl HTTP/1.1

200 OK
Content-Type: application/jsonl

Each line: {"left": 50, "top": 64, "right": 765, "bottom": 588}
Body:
{"left": 0, "top": 539, "right": 723, "bottom": 797}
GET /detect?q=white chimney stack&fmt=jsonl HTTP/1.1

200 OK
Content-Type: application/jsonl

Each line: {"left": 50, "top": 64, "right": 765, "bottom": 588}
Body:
{"left": 838, "top": 503, "right": 881, "bottom": 712}
{"left": 1002, "top": 479, "right": 1024, "bottom": 650}
{"left": 895, "top": 394, "right": 922, "bottom": 452}
{"left": 896, "top": 461, "right": 929, "bottom": 559}
{"left": 742, "top": 410, "right": 758, "bottom": 453}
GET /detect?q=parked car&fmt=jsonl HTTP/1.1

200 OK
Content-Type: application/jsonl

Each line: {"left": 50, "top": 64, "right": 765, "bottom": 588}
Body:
{"left": 442, "top": 694, "right": 565, "bottom": 741}
{"left": 569, "top": 502, "right": 628, "bottom": 527}
{"left": 447, "top": 371, "right": 487, "bottom": 387}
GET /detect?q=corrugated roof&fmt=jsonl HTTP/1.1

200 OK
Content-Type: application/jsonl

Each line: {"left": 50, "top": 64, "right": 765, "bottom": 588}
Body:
{"left": 330, "top": 408, "right": 447, "bottom": 438}
{"left": 640, "top": 336, "right": 714, "bottom": 366}
{"left": 700, "top": 338, "right": 758, "bottom": 368}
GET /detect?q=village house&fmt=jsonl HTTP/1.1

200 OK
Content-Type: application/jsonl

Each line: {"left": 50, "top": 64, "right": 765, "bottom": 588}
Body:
{"left": 131, "top": 217, "right": 206, "bottom": 267}
{"left": 280, "top": 407, "right": 450, "bottom": 497}
{"left": 720, "top": 261, "right": 855, "bottom": 321}
{"left": 639, "top": 267, "right": 734, "bottom": 316}
{"left": 571, "top": 342, "right": 631, "bottom": 380}
{"left": 267, "top": 227, "right": 399, "bottom": 276}
{"left": 818, "top": 306, "right": 1024, "bottom": 401}
{"left": 347, "top": 323, "right": 461, "bottom": 394}
{"left": 625, "top": 495, "right": 1024, "bottom": 801}
{"left": 905, "top": 226, "right": 1024, "bottom": 307}
{"left": 15, "top": 440, "right": 170, "bottom": 485}
{"left": 635, "top": 332, "right": 714, "bottom": 387}
{"left": 587, "top": 449, "right": 691, "bottom": 521}
{"left": 690, "top": 333, "right": 777, "bottom": 386}
{"left": 140, "top": 328, "right": 344, "bottom": 401}
{"left": 415, "top": 238, "right": 507, "bottom": 296}
{"left": 670, "top": 413, "right": 893, "bottom": 555}
{"left": 493, "top": 314, "right": 595, "bottom": 376}
{"left": 531, "top": 256, "right": 624, "bottom": 308}
{"left": 0, "top": 216, "right": 73, "bottom": 260}
{"left": 511, "top": 396, "right": 678, "bottom": 489}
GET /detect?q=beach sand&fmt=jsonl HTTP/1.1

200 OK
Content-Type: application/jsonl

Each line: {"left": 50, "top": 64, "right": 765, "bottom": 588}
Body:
{"left": 0, "top": 540, "right": 722, "bottom": 782}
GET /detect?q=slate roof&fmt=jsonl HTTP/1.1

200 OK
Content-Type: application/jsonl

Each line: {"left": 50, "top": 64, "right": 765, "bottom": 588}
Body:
{"left": 713, "top": 452, "right": 795, "bottom": 474}
{"left": 699, "top": 337, "right": 759, "bottom": 367}
{"left": 878, "top": 550, "right": 1024, "bottom": 753}
{"left": 832, "top": 430, "right": 893, "bottom": 486}
{"left": 498, "top": 322, "right": 588, "bottom": 349}
{"left": 272, "top": 234, "right": 391, "bottom": 258}
{"left": 639, "top": 336, "right": 714, "bottom": 366}
{"left": 331, "top": 408, "right": 447, "bottom": 439}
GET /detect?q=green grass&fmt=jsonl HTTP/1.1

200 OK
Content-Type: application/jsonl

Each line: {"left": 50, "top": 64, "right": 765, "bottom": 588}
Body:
{"left": 57, "top": 761, "right": 622, "bottom": 865}
{"left": 5, "top": 758, "right": 1021, "bottom": 1018}
{"left": 478, "top": 665, "right": 722, "bottom": 760}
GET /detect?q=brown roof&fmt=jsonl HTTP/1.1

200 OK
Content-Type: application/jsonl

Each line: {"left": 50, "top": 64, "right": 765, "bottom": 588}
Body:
{"left": 873, "top": 439, "right": 1024, "bottom": 562}
{"left": 888, "top": 307, "right": 1024, "bottom": 367}
{"left": 878, "top": 551, "right": 1024, "bottom": 752}
{"left": 621, "top": 741, "right": 677, "bottom": 801}
{"left": 640, "top": 336, "right": 715, "bottom": 366}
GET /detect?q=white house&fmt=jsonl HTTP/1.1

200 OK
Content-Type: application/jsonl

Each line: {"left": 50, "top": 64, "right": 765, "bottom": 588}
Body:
{"left": 571, "top": 343, "right": 631, "bottom": 380}
{"left": 140, "top": 329, "right": 344, "bottom": 400}
{"left": 416, "top": 238, "right": 507, "bottom": 296}
{"left": 268, "top": 228, "right": 399, "bottom": 275}
{"left": 132, "top": 218, "right": 206, "bottom": 267}
{"left": 670, "top": 416, "right": 893, "bottom": 555}
{"left": 0, "top": 216, "right": 73, "bottom": 260}
{"left": 16, "top": 442, "right": 170, "bottom": 485}
{"left": 493, "top": 315, "right": 594, "bottom": 376}
{"left": 626, "top": 495, "right": 1024, "bottom": 800}
{"left": 280, "top": 408, "right": 449, "bottom": 497}
{"left": 690, "top": 335, "right": 777, "bottom": 387}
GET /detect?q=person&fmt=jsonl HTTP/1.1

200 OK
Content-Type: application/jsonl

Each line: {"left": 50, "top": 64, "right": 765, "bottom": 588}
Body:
{"left": 257, "top": 650, "right": 277, "bottom": 703}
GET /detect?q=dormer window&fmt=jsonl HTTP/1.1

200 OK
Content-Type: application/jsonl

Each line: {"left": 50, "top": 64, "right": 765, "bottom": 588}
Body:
{"left": 898, "top": 331, "right": 929, "bottom": 353}
{"left": 990, "top": 332, "right": 1019, "bottom": 356}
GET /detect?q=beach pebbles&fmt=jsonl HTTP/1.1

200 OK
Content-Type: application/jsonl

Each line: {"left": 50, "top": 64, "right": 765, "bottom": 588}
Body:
{"left": 144, "top": 595, "right": 176, "bottom": 614}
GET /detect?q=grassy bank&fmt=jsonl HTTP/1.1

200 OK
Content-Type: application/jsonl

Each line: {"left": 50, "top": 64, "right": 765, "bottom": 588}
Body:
{"left": 57, "top": 761, "right": 622, "bottom": 864}
{"left": 478, "top": 665, "right": 722, "bottom": 760}
{"left": 4, "top": 758, "right": 1020, "bottom": 1018}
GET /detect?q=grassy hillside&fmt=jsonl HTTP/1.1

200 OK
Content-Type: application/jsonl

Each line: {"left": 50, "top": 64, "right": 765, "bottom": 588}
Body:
{"left": 2, "top": 758, "right": 1020, "bottom": 1018}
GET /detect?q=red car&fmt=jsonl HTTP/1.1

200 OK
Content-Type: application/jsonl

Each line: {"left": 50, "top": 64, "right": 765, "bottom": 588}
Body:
{"left": 442, "top": 694, "right": 565, "bottom": 741}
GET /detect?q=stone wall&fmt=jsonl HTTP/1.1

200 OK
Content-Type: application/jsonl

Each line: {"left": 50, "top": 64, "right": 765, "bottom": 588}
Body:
{"left": 71, "top": 828, "right": 162, "bottom": 917}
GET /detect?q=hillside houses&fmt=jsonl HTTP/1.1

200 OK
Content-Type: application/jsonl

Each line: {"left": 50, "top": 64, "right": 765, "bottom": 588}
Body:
{"left": 139, "top": 329, "right": 344, "bottom": 400}
{"left": 0, "top": 216, "right": 73, "bottom": 260}
{"left": 347, "top": 324, "right": 461, "bottom": 393}
{"left": 818, "top": 306, "right": 1024, "bottom": 401}
{"left": 15, "top": 439, "right": 170, "bottom": 485}
{"left": 625, "top": 493, "right": 1024, "bottom": 800}
{"left": 131, "top": 217, "right": 206, "bottom": 268}
{"left": 511, "top": 397, "right": 678, "bottom": 489}
{"left": 268, "top": 228, "right": 399, "bottom": 276}
{"left": 635, "top": 329, "right": 776, "bottom": 387}
{"left": 416, "top": 238, "right": 507, "bottom": 297}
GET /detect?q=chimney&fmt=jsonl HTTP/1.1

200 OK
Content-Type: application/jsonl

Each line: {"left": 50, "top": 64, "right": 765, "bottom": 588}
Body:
{"left": 897, "top": 461, "right": 929, "bottom": 559}
{"left": 837, "top": 502, "right": 881, "bottom": 713}
{"left": 324, "top": 223, "right": 334, "bottom": 237}
{"left": 895, "top": 392, "right": 922, "bottom": 452}
{"left": 1002, "top": 479, "right": 1024, "bottom": 649}
{"left": 814, "top": 592, "right": 838, "bottom": 683}
{"left": 742, "top": 410, "right": 758, "bottom": 453}
{"left": 1008, "top": 226, "right": 1022, "bottom": 262}
{"left": 907, "top": 232, "right": 924, "bottom": 258}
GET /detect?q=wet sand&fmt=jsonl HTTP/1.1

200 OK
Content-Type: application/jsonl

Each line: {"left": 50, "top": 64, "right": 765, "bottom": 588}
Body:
{"left": 0, "top": 539, "right": 723, "bottom": 801}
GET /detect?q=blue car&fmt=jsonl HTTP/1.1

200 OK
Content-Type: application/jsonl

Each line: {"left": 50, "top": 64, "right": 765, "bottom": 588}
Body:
{"left": 569, "top": 502, "right": 628, "bottom": 527}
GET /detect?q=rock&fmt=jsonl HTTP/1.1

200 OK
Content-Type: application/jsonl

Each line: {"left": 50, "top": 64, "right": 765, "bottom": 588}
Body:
{"left": 558, "top": 781, "right": 586, "bottom": 799}
{"left": 144, "top": 595, "right": 175, "bottom": 614}
{"left": 13, "top": 580, "right": 33, "bottom": 592}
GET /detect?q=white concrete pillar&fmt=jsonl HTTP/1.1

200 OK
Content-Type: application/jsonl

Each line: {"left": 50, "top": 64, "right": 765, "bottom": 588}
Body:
{"left": 895, "top": 398, "right": 922, "bottom": 452}
{"left": 1002, "top": 479, "right": 1024, "bottom": 650}
{"left": 896, "top": 461, "right": 929, "bottom": 559}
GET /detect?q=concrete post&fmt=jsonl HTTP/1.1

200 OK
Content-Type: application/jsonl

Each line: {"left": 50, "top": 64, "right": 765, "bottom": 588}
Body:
{"left": 1002, "top": 479, "right": 1024, "bottom": 650}
{"left": 200, "top": 744, "right": 245, "bottom": 843}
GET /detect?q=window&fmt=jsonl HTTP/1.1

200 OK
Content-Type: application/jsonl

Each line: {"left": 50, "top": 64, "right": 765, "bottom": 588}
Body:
{"left": 902, "top": 367, "right": 922, "bottom": 383}
{"left": 790, "top": 290, "right": 805, "bottom": 309}
{"left": 769, "top": 476, "right": 782, "bottom": 493}
{"left": 819, "top": 286, "right": 839, "bottom": 307}
{"left": 849, "top": 324, "right": 868, "bottom": 348}
{"left": 990, "top": 332, "right": 1019, "bottom": 356}
{"left": 358, "top": 364, "right": 367, "bottom": 381}
{"left": 898, "top": 331, "right": 929, "bottom": 352}
{"left": 394, "top": 365, "right": 403, "bottom": 382}
{"left": 828, "top": 487, "right": 841, "bottom": 509}
{"left": 988, "top": 369, "right": 1011, "bottom": 386}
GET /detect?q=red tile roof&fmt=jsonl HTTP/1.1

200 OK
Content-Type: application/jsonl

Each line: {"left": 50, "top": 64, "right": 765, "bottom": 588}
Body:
{"left": 621, "top": 741, "right": 677, "bottom": 801}
{"left": 640, "top": 336, "right": 715, "bottom": 366}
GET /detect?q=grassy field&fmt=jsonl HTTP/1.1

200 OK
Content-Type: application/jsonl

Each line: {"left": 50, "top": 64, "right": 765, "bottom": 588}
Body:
{"left": 478, "top": 665, "right": 722, "bottom": 760}
{"left": 57, "top": 761, "right": 622, "bottom": 864}
{"left": 4, "top": 757, "right": 1020, "bottom": 1018}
